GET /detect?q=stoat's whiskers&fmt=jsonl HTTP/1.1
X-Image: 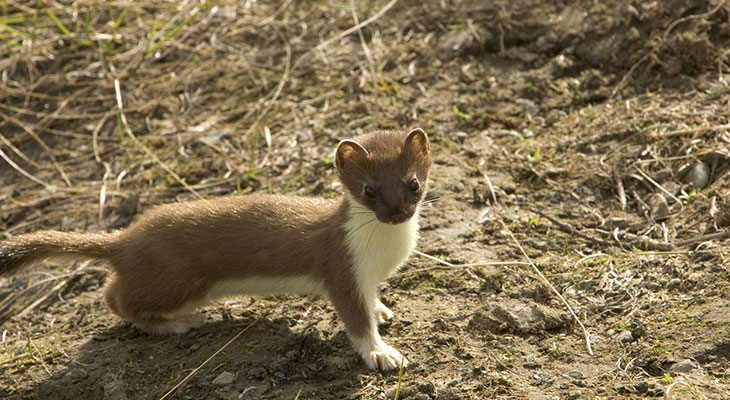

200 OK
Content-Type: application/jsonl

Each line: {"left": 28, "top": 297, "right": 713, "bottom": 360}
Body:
{"left": 349, "top": 217, "right": 378, "bottom": 238}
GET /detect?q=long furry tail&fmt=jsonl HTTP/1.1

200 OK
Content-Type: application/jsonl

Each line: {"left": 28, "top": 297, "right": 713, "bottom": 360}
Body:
{"left": 0, "top": 230, "right": 119, "bottom": 275}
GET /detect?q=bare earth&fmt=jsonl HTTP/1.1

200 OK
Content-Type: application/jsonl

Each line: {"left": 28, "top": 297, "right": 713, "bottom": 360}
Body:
{"left": 1, "top": 1, "right": 729, "bottom": 399}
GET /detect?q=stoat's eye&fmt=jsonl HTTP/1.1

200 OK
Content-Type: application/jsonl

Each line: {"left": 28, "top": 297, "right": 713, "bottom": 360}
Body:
{"left": 408, "top": 177, "right": 420, "bottom": 192}
{"left": 363, "top": 185, "right": 376, "bottom": 198}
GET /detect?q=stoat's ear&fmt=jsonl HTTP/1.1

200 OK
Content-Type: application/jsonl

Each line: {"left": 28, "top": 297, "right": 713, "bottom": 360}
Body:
{"left": 335, "top": 140, "right": 369, "bottom": 171}
{"left": 404, "top": 128, "right": 430, "bottom": 158}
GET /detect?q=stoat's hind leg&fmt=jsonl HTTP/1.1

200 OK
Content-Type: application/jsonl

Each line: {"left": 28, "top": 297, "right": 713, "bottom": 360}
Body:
{"left": 131, "top": 313, "right": 206, "bottom": 335}
{"left": 103, "top": 277, "right": 206, "bottom": 334}
{"left": 374, "top": 298, "right": 394, "bottom": 325}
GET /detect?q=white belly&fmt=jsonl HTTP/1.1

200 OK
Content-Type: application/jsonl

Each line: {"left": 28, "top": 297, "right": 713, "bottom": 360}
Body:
{"left": 167, "top": 276, "right": 324, "bottom": 318}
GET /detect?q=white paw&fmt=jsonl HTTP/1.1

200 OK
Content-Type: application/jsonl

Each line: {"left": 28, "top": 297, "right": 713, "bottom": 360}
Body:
{"left": 374, "top": 300, "right": 394, "bottom": 325}
{"left": 362, "top": 344, "right": 408, "bottom": 371}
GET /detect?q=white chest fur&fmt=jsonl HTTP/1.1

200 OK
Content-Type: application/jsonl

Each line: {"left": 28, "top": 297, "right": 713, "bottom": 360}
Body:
{"left": 343, "top": 195, "right": 419, "bottom": 301}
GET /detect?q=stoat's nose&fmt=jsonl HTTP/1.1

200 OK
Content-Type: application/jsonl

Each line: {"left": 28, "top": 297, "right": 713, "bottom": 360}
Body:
{"left": 387, "top": 210, "right": 411, "bottom": 224}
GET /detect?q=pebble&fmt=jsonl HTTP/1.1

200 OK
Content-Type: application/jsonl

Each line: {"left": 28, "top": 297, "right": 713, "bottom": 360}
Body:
{"left": 418, "top": 382, "right": 436, "bottom": 395}
{"left": 647, "top": 193, "right": 669, "bottom": 221}
{"left": 633, "top": 381, "right": 649, "bottom": 393}
{"left": 670, "top": 359, "right": 699, "bottom": 373}
{"left": 617, "top": 330, "right": 634, "bottom": 343}
{"left": 565, "top": 390, "right": 582, "bottom": 400}
{"left": 248, "top": 367, "right": 267, "bottom": 379}
{"left": 685, "top": 162, "right": 710, "bottom": 189}
{"left": 212, "top": 371, "right": 235, "bottom": 386}
{"left": 385, "top": 387, "right": 415, "bottom": 399}
{"left": 667, "top": 278, "right": 681, "bottom": 290}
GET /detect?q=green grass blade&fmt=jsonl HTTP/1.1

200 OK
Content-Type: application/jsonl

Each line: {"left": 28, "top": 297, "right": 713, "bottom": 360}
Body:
{"left": 282, "top": 172, "right": 306, "bottom": 194}
{"left": 146, "top": 7, "right": 200, "bottom": 55}
{"left": 46, "top": 9, "right": 72, "bottom": 37}
{"left": 46, "top": 8, "right": 91, "bottom": 46}
{"left": 393, "top": 356, "right": 405, "bottom": 400}
{"left": 0, "top": 22, "right": 30, "bottom": 39}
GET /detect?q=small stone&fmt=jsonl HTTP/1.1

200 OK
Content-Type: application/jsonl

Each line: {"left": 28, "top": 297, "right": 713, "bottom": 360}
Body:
{"left": 670, "top": 359, "right": 699, "bottom": 373}
{"left": 633, "top": 381, "right": 649, "bottom": 394}
{"left": 195, "top": 130, "right": 231, "bottom": 146}
{"left": 617, "top": 330, "right": 634, "bottom": 343}
{"left": 604, "top": 217, "right": 629, "bottom": 229}
{"left": 685, "top": 162, "right": 710, "bottom": 189}
{"left": 438, "top": 28, "right": 475, "bottom": 59}
{"left": 566, "top": 390, "right": 582, "bottom": 400}
{"left": 248, "top": 367, "right": 267, "bottom": 379}
{"left": 667, "top": 278, "right": 681, "bottom": 290}
{"left": 417, "top": 382, "right": 436, "bottom": 395}
{"left": 212, "top": 371, "right": 235, "bottom": 386}
{"left": 435, "top": 387, "right": 461, "bottom": 400}
{"left": 385, "top": 387, "right": 415, "bottom": 399}
{"left": 647, "top": 193, "right": 669, "bottom": 222}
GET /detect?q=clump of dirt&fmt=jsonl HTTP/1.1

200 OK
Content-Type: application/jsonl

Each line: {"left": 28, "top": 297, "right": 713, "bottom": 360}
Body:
{"left": 1, "top": 0, "right": 730, "bottom": 399}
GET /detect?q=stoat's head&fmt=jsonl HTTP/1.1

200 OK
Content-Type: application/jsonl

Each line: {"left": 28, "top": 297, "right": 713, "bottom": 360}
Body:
{"left": 335, "top": 128, "right": 432, "bottom": 224}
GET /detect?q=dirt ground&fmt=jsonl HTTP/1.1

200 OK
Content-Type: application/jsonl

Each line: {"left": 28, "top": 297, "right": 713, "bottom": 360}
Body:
{"left": 1, "top": 0, "right": 730, "bottom": 399}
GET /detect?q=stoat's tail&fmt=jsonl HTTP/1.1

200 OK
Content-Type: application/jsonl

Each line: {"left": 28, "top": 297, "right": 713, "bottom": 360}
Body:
{"left": 0, "top": 230, "right": 119, "bottom": 275}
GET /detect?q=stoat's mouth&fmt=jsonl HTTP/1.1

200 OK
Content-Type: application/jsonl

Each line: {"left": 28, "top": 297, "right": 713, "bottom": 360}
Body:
{"left": 377, "top": 212, "right": 413, "bottom": 225}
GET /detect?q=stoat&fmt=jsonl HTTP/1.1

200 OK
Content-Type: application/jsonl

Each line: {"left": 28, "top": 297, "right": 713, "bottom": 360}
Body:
{"left": 0, "top": 128, "right": 432, "bottom": 370}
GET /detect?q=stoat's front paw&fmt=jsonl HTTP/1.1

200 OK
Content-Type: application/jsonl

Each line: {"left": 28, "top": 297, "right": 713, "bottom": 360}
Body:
{"left": 362, "top": 344, "right": 408, "bottom": 371}
{"left": 374, "top": 300, "right": 394, "bottom": 325}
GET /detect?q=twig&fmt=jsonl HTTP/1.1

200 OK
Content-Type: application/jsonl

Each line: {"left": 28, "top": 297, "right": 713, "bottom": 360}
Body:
{"left": 243, "top": 26, "right": 292, "bottom": 140}
{"left": 674, "top": 231, "right": 730, "bottom": 247}
{"left": 413, "top": 249, "right": 453, "bottom": 266}
{"left": 113, "top": 79, "right": 202, "bottom": 200}
{"left": 25, "top": 329, "right": 51, "bottom": 376}
{"left": 634, "top": 166, "right": 683, "bottom": 212}
{"left": 98, "top": 163, "right": 111, "bottom": 228}
{"left": 528, "top": 207, "right": 627, "bottom": 249}
{"left": 611, "top": 1, "right": 725, "bottom": 98}
{"left": 645, "top": 123, "right": 730, "bottom": 141}
{"left": 615, "top": 174, "right": 626, "bottom": 211}
{"left": 315, "top": 0, "right": 398, "bottom": 51}
{"left": 662, "top": 1, "right": 725, "bottom": 42}
{"left": 350, "top": 0, "right": 379, "bottom": 93}
{"left": 497, "top": 215, "right": 594, "bottom": 356}
{"left": 92, "top": 110, "right": 115, "bottom": 164}
{"left": 573, "top": 252, "right": 611, "bottom": 269}
{"left": 15, "top": 262, "right": 96, "bottom": 320}
{"left": 398, "top": 262, "right": 530, "bottom": 278}
{"left": 532, "top": 208, "right": 674, "bottom": 251}
{"left": 405, "top": 250, "right": 529, "bottom": 277}
{"left": 256, "top": 0, "right": 294, "bottom": 26}
{"left": 482, "top": 171, "right": 497, "bottom": 205}
{"left": 0, "top": 148, "right": 58, "bottom": 191}
{"left": 157, "top": 314, "right": 265, "bottom": 400}
{"left": 0, "top": 109, "right": 72, "bottom": 186}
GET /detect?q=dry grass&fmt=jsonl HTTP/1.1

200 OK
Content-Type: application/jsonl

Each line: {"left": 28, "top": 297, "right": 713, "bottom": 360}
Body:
{"left": 0, "top": 0, "right": 426, "bottom": 235}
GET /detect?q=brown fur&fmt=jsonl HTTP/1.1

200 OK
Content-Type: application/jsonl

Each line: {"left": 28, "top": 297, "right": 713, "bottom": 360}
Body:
{"left": 0, "top": 128, "right": 432, "bottom": 370}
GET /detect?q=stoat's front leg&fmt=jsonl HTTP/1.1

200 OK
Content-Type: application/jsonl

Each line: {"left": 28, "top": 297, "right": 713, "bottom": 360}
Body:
{"left": 327, "top": 284, "right": 407, "bottom": 370}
